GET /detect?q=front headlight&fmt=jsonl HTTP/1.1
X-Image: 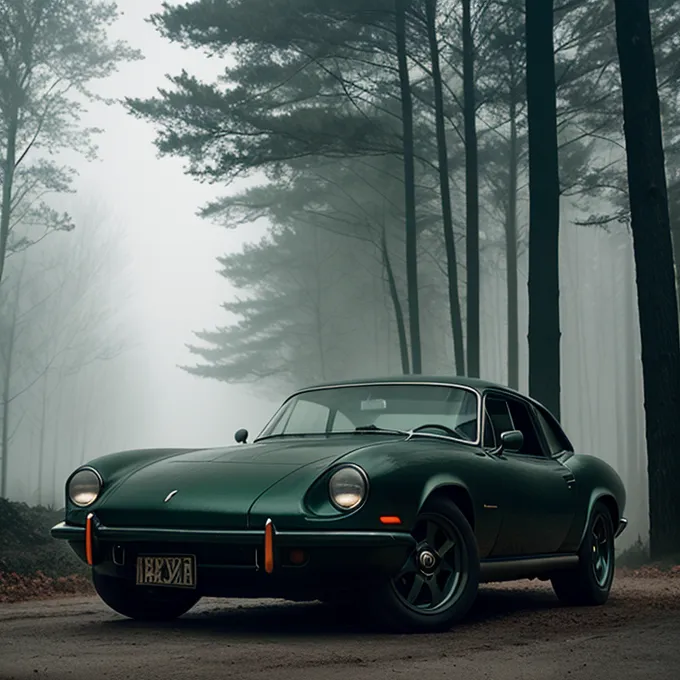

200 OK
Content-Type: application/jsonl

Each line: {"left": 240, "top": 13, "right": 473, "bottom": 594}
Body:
{"left": 68, "top": 468, "right": 102, "bottom": 507}
{"left": 328, "top": 465, "right": 367, "bottom": 510}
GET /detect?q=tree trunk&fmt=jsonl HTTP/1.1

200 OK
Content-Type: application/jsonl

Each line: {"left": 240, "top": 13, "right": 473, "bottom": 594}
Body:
{"left": 614, "top": 0, "right": 680, "bottom": 559}
{"left": 462, "top": 0, "right": 480, "bottom": 378}
{"left": 526, "top": 0, "right": 561, "bottom": 419}
{"left": 50, "top": 381, "right": 65, "bottom": 508}
{"left": 0, "top": 107, "right": 18, "bottom": 286}
{"left": 396, "top": 0, "right": 422, "bottom": 374}
{"left": 425, "top": 0, "right": 465, "bottom": 376}
{"left": 506, "top": 96, "right": 520, "bottom": 390}
{"left": 0, "top": 351, "right": 12, "bottom": 499}
{"left": 659, "top": 99, "right": 680, "bottom": 320}
{"left": 37, "top": 372, "right": 49, "bottom": 506}
{"left": 0, "top": 271, "right": 22, "bottom": 498}
{"left": 382, "top": 228, "right": 410, "bottom": 374}
{"left": 622, "top": 237, "right": 640, "bottom": 507}
{"left": 311, "top": 229, "right": 327, "bottom": 381}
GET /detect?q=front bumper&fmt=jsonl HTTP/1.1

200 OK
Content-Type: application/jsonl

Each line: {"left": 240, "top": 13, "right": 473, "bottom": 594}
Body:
{"left": 51, "top": 517, "right": 415, "bottom": 597}
{"left": 615, "top": 517, "right": 628, "bottom": 539}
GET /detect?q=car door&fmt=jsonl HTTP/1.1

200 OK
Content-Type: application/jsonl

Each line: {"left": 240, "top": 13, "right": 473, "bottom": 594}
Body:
{"left": 482, "top": 391, "right": 578, "bottom": 557}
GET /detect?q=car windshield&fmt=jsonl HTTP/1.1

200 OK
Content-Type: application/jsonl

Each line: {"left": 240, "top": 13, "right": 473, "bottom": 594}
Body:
{"left": 257, "top": 383, "right": 480, "bottom": 443}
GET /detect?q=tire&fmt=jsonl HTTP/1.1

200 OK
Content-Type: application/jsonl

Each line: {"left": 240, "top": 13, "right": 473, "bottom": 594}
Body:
{"left": 551, "top": 500, "right": 615, "bottom": 606}
{"left": 93, "top": 572, "right": 200, "bottom": 621}
{"left": 370, "top": 496, "right": 480, "bottom": 633}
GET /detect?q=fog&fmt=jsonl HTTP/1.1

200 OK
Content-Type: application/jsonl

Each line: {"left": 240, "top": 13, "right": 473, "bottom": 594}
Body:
{"left": 1, "top": 0, "right": 280, "bottom": 505}
{"left": 0, "top": 0, "right": 661, "bottom": 552}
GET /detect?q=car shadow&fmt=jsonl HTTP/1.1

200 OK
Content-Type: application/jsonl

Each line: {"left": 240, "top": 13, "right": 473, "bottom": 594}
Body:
{"left": 100, "top": 584, "right": 562, "bottom": 638}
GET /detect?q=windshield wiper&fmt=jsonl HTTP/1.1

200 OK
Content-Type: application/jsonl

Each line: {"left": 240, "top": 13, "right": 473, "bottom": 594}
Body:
{"left": 354, "top": 425, "right": 409, "bottom": 436}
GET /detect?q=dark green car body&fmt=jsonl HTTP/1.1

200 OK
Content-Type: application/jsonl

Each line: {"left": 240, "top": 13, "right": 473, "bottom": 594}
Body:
{"left": 52, "top": 376, "right": 627, "bottom": 605}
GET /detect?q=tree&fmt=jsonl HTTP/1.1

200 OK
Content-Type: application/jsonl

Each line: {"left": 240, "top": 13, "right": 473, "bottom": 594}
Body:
{"left": 184, "top": 220, "right": 404, "bottom": 390}
{"left": 614, "top": 0, "right": 680, "bottom": 559}
{"left": 0, "top": 0, "right": 141, "bottom": 286}
{"left": 183, "top": 146, "right": 450, "bottom": 386}
{"left": 525, "top": 0, "right": 561, "bottom": 419}
{"left": 476, "top": 1, "right": 527, "bottom": 389}
{"left": 462, "top": 0, "right": 480, "bottom": 378}
{"left": 423, "top": 0, "right": 465, "bottom": 375}
{"left": 129, "top": 0, "right": 435, "bottom": 374}
{"left": 0, "top": 206, "right": 126, "bottom": 499}
{"left": 396, "top": 0, "right": 422, "bottom": 374}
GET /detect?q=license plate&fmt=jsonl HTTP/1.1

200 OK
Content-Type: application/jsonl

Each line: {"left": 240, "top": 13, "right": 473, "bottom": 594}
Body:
{"left": 135, "top": 555, "right": 196, "bottom": 589}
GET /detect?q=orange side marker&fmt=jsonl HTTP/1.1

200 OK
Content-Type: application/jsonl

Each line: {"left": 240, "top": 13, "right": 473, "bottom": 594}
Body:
{"left": 85, "top": 513, "right": 94, "bottom": 566}
{"left": 380, "top": 516, "right": 402, "bottom": 525}
{"left": 264, "top": 519, "right": 274, "bottom": 574}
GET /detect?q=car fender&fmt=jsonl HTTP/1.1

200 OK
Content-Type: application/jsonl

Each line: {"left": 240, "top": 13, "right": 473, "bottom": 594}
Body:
{"left": 577, "top": 486, "right": 624, "bottom": 548}
{"left": 63, "top": 448, "right": 203, "bottom": 525}
{"left": 414, "top": 474, "right": 500, "bottom": 556}
{"left": 417, "top": 475, "right": 473, "bottom": 518}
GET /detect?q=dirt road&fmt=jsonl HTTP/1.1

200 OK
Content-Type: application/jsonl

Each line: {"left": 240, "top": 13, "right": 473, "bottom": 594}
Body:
{"left": 1, "top": 574, "right": 679, "bottom": 680}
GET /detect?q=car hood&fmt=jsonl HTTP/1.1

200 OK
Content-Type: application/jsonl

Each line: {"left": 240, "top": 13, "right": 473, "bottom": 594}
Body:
{"left": 94, "top": 436, "right": 399, "bottom": 530}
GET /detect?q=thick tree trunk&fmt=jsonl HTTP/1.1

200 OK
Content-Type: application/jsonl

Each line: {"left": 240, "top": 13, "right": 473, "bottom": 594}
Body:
{"left": 525, "top": 0, "right": 561, "bottom": 419}
{"left": 425, "top": 0, "right": 465, "bottom": 376}
{"left": 506, "top": 98, "right": 520, "bottom": 390}
{"left": 396, "top": 0, "right": 422, "bottom": 374}
{"left": 462, "top": 0, "right": 480, "bottom": 378}
{"left": 0, "top": 108, "right": 19, "bottom": 287}
{"left": 614, "top": 0, "right": 680, "bottom": 559}
{"left": 382, "top": 229, "right": 410, "bottom": 374}
{"left": 622, "top": 238, "right": 641, "bottom": 519}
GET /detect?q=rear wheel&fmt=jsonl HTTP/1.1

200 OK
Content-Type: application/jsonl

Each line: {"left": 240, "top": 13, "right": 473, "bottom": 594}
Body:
{"left": 93, "top": 572, "right": 200, "bottom": 621}
{"left": 551, "top": 501, "right": 615, "bottom": 606}
{"left": 370, "top": 497, "right": 480, "bottom": 633}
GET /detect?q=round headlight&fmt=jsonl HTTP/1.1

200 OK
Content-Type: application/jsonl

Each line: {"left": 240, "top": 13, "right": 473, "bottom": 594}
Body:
{"left": 328, "top": 466, "right": 367, "bottom": 510}
{"left": 68, "top": 468, "right": 102, "bottom": 507}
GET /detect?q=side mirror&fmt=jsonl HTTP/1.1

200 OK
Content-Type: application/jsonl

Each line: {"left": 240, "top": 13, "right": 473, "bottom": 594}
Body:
{"left": 235, "top": 428, "right": 249, "bottom": 444}
{"left": 499, "top": 429, "right": 523, "bottom": 453}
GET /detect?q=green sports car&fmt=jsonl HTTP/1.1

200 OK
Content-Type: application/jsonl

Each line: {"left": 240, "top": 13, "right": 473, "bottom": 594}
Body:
{"left": 52, "top": 376, "right": 627, "bottom": 632}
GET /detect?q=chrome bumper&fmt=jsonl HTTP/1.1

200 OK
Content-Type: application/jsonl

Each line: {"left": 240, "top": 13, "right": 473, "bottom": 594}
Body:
{"left": 50, "top": 520, "right": 414, "bottom": 547}
{"left": 614, "top": 517, "right": 628, "bottom": 539}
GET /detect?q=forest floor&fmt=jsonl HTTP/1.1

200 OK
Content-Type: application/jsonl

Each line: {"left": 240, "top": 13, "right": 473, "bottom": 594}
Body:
{"left": 0, "top": 573, "right": 679, "bottom": 680}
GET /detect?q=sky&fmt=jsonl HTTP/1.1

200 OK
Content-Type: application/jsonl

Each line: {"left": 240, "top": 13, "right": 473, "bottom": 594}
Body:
{"left": 62, "top": 0, "right": 279, "bottom": 450}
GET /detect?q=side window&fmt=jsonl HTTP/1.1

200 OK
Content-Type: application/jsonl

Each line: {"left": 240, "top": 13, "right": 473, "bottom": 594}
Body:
{"left": 505, "top": 399, "right": 545, "bottom": 456}
{"left": 485, "top": 397, "right": 515, "bottom": 442}
{"left": 484, "top": 395, "right": 546, "bottom": 456}
{"left": 534, "top": 409, "right": 567, "bottom": 456}
{"left": 483, "top": 410, "right": 497, "bottom": 448}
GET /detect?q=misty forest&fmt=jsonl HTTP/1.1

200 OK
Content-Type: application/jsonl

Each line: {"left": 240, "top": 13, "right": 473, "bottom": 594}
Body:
{"left": 1, "top": 0, "right": 680, "bottom": 569}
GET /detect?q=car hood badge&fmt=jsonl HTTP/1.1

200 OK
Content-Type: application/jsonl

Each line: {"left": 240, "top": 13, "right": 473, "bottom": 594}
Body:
{"left": 164, "top": 490, "right": 179, "bottom": 503}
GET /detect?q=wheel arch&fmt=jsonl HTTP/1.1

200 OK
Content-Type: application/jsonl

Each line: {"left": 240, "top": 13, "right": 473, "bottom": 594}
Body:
{"left": 418, "top": 481, "right": 475, "bottom": 530}
{"left": 578, "top": 490, "right": 620, "bottom": 546}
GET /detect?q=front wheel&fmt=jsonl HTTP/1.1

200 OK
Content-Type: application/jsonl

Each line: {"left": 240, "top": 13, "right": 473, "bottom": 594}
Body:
{"left": 93, "top": 572, "right": 200, "bottom": 621}
{"left": 370, "top": 497, "right": 480, "bottom": 633}
{"left": 551, "top": 500, "right": 615, "bottom": 606}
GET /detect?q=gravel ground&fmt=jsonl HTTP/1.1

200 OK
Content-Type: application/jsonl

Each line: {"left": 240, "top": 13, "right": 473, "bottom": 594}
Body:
{"left": 0, "top": 573, "right": 679, "bottom": 680}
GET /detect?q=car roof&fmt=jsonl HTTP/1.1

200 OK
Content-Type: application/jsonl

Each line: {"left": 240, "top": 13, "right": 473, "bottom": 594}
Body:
{"left": 303, "top": 375, "right": 515, "bottom": 393}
